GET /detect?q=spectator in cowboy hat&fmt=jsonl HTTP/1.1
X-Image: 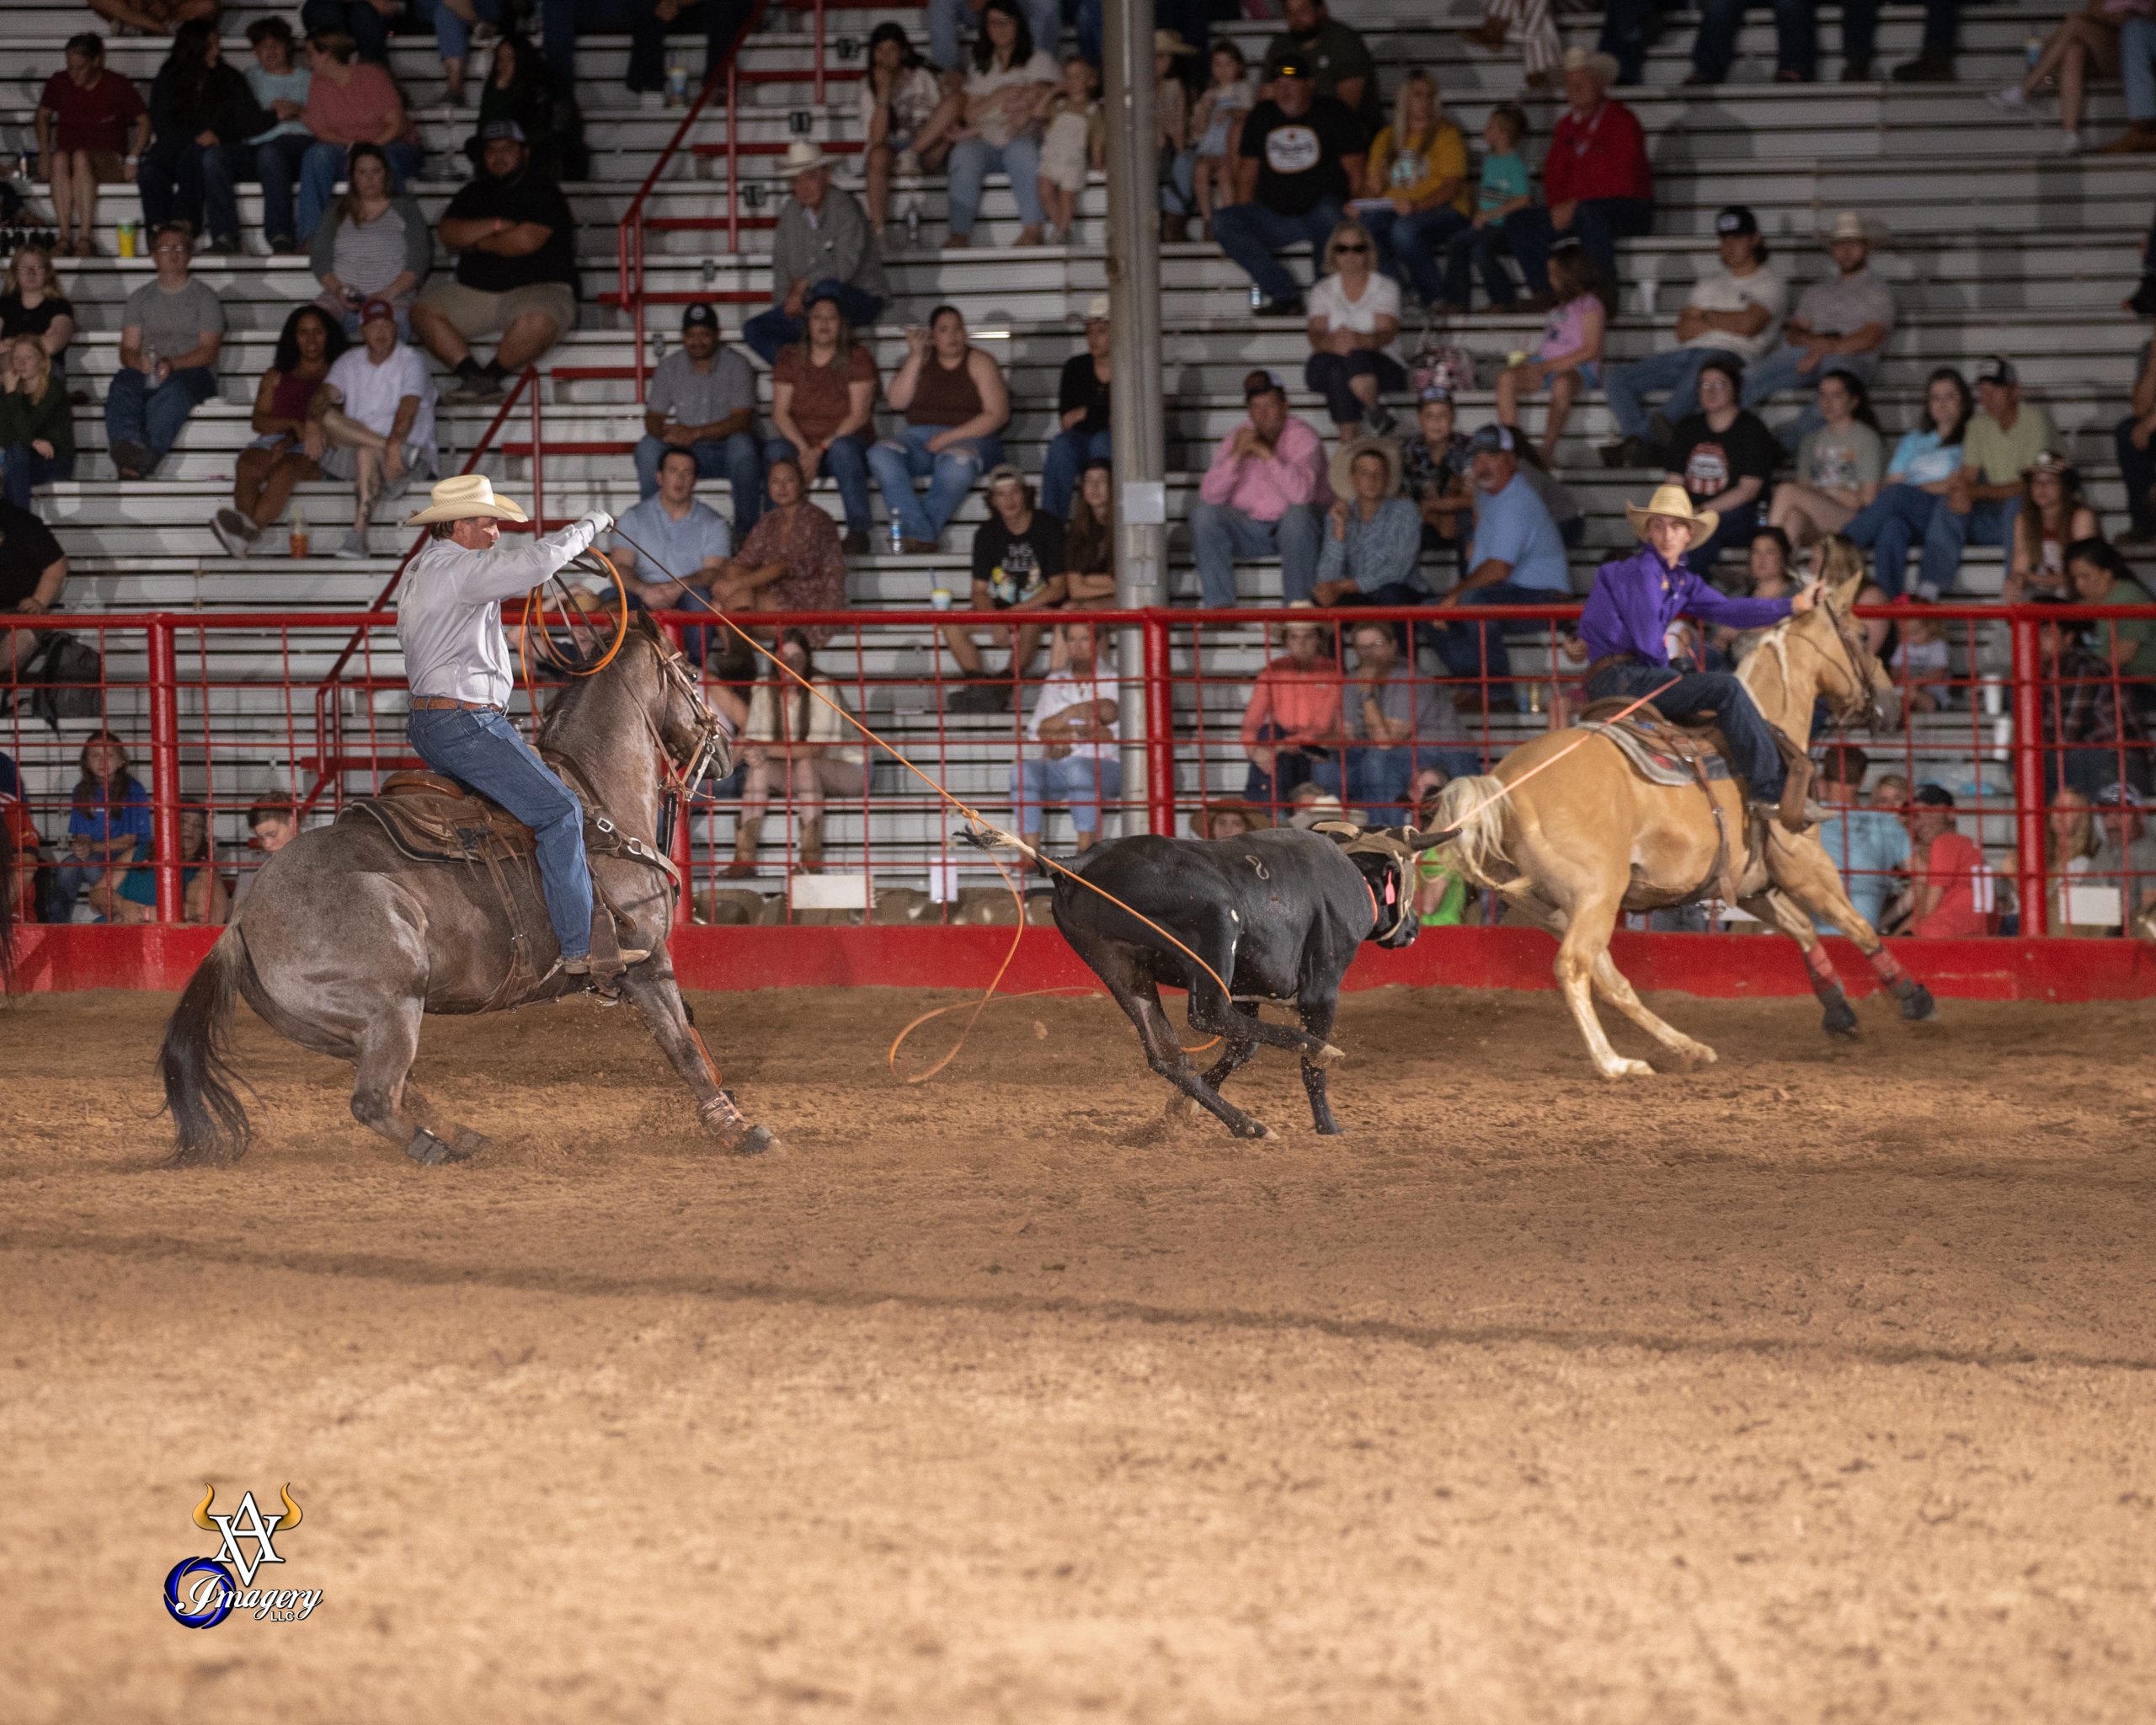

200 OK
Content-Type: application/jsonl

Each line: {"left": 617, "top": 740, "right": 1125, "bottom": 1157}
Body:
{"left": 1503, "top": 46, "right": 1652, "bottom": 307}
{"left": 1306, "top": 436, "right": 1430, "bottom": 609}
{"left": 1189, "top": 366, "right": 1327, "bottom": 607}
{"left": 1043, "top": 295, "right": 1112, "bottom": 521}
{"left": 742, "top": 139, "right": 887, "bottom": 367}
{"left": 634, "top": 302, "right": 764, "bottom": 535}
{"left": 1742, "top": 211, "right": 1897, "bottom": 451}
{"left": 1577, "top": 482, "right": 1819, "bottom": 830}
{"left": 1195, "top": 799, "right": 1271, "bottom": 841}
{"left": 412, "top": 120, "right": 579, "bottom": 405}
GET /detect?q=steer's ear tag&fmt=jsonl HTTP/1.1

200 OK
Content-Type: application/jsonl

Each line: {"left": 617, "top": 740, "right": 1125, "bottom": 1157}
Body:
{"left": 1385, "top": 875, "right": 1397, "bottom": 905}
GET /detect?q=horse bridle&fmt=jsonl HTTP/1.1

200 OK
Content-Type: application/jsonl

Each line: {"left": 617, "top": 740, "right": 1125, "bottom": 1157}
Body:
{"left": 643, "top": 625, "right": 734, "bottom": 804}
{"left": 1802, "top": 585, "right": 1886, "bottom": 728}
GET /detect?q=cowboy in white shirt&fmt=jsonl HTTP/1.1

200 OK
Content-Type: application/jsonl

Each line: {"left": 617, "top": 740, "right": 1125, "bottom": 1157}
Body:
{"left": 397, "top": 475, "right": 632, "bottom": 977}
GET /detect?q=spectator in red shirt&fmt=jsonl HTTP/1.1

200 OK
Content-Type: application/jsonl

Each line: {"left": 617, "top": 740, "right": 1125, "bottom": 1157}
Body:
{"left": 35, "top": 33, "right": 151, "bottom": 260}
{"left": 1899, "top": 783, "right": 1992, "bottom": 937}
{"left": 296, "top": 30, "right": 424, "bottom": 243}
{"left": 1504, "top": 46, "right": 1652, "bottom": 307}
{"left": 1240, "top": 606, "right": 1344, "bottom": 818}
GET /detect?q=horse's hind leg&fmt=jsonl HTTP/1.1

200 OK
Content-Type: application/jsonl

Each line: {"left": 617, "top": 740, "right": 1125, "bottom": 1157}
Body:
{"left": 1588, "top": 949, "right": 1718, "bottom": 1066}
{"left": 1742, "top": 887, "right": 1860, "bottom": 1039}
{"left": 349, "top": 1000, "right": 469, "bottom": 1165}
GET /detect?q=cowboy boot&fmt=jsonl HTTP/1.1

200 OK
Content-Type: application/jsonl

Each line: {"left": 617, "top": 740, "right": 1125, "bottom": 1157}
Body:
{"left": 725, "top": 816, "right": 762, "bottom": 879}
{"left": 798, "top": 815, "right": 825, "bottom": 874}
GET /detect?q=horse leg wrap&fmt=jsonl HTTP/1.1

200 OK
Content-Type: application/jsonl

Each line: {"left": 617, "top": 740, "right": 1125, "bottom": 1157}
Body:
{"left": 699, "top": 1087, "right": 750, "bottom": 1139}
{"left": 1869, "top": 946, "right": 1922, "bottom": 1000}
{"left": 1801, "top": 941, "right": 1840, "bottom": 997}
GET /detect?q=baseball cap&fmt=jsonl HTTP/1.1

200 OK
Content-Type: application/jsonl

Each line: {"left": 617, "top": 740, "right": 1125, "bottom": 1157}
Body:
{"left": 1417, "top": 383, "right": 1453, "bottom": 404}
{"left": 1266, "top": 52, "right": 1312, "bottom": 80}
{"left": 1084, "top": 294, "right": 1110, "bottom": 322}
{"left": 1715, "top": 205, "right": 1760, "bottom": 238}
{"left": 359, "top": 296, "right": 397, "bottom": 327}
{"left": 2095, "top": 782, "right": 2145, "bottom": 808}
{"left": 482, "top": 120, "right": 526, "bottom": 143}
{"left": 1467, "top": 423, "right": 1516, "bottom": 455}
{"left": 1911, "top": 783, "right": 1956, "bottom": 808}
{"left": 1977, "top": 355, "right": 2018, "bottom": 387}
{"left": 1243, "top": 367, "right": 1287, "bottom": 400}
{"left": 682, "top": 303, "right": 719, "bottom": 332}
{"left": 985, "top": 463, "right": 1027, "bottom": 489}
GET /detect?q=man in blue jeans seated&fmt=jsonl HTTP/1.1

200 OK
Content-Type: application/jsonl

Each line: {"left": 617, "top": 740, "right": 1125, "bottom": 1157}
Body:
{"left": 398, "top": 475, "right": 633, "bottom": 981}
{"left": 1433, "top": 425, "right": 1573, "bottom": 712}
{"left": 104, "top": 222, "right": 224, "bottom": 479}
{"left": 1209, "top": 52, "right": 1367, "bottom": 318}
{"left": 1010, "top": 620, "right": 1123, "bottom": 855}
{"left": 1577, "top": 483, "right": 1820, "bottom": 830}
{"left": 741, "top": 142, "right": 887, "bottom": 367}
{"left": 633, "top": 302, "right": 765, "bottom": 534}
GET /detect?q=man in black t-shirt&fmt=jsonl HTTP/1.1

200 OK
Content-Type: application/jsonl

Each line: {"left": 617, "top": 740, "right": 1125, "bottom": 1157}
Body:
{"left": 944, "top": 465, "right": 1068, "bottom": 713}
{"left": 1658, "top": 354, "right": 1778, "bottom": 574}
{"left": 413, "top": 123, "right": 581, "bottom": 405}
{"left": 0, "top": 496, "right": 67, "bottom": 681}
{"left": 1043, "top": 296, "right": 1112, "bottom": 521}
{"left": 1211, "top": 54, "right": 1367, "bottom": 318}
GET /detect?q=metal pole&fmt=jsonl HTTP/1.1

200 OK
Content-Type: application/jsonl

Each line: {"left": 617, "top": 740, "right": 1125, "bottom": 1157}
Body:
{"left": 1104, "top": 0, "right": 1164, "bottom": 829}
{"left": 2010, "top": 609, "right": 2048, "bottom": 937}
{"left": 147, "top": 619, "right": 183, "bottom": 923}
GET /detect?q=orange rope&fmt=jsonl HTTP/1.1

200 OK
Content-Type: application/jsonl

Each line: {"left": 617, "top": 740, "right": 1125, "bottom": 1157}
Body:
{"left": 515, "top": 547, "right": 631, "bottom": 736}
{"left": 606, "top": 525, "right": 1235, "bottom": 1076}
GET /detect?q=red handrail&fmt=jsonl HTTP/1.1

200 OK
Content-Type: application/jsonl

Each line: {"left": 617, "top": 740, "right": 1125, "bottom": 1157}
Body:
{"left": 616, "top": 0, "right": 783, "bottom": 399}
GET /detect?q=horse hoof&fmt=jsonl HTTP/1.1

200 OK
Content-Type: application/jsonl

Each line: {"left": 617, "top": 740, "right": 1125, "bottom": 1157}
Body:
{"left": 1900, "top": 983, "right": 1937, "bottom": 1023}
{"left": 1599, "top": 1058, "right": 1654, "bottom": 1080}
{"left": 733, "top": 1124, "right": 779, "bottom": 1156}
{"left": 406, "top": 1129, "right": 471, "bottom": 1166}
{"left": 1312, "top": 1043, "right": 1347, "bottom": 1068}
{"left": 1230, "top": 1119, "right": 1273, "bottom": 1140}
{"left": 1822, "top": 1005, "right": 1860, "bottom": 1039}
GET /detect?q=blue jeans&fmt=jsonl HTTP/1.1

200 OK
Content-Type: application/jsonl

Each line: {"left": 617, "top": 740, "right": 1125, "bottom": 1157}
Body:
{"left": 105, "top": 366, "right": 216, "bottom": 468}
{"left": 297, "top": 139, "right": 423, "bottom": 243}
{"left": 1433, "top": 579, "right": 1564, "bottom": 710}
{"left": 209, "top": 132, "right": 314, "bottom": 246}
{"left": 1363, "top": 204, "right": 1471, "bottom": 306}
{"left": 537, "top": 0, "right": 638, "bottom": 81}
{"left": 740, "top": 280, "right": 885, "bottom": 366}
{"left": 1587, "top": 660, "right": 1786, "bottom": 800}
{"left": 1011, "top": 753, "right": 1123, "bottom": 839}
{"left": 1604, "top": 344, "right": 1717, "bottom": 441}
{"left": 1844, "top": 484, "right": 1936, "bottom": 597}
{"left": 1508, "top": 196, "right": 1654, "bottom": 297}
{"left": 929, "top": 0, "right": 1061, "bottom": 70}
{"left": 1305, "top": 350, "right": 1407, "bottom": 430}
{"left": 1741, "top": 342, "right": 1877, "bottom": 451}
{"left": 766, "top": 433, "right": 873, "bottom": 537}
{"left": 1042, "top": 425, "right": 1110, "bottom": 521}
{"left": 627, "top": 0, "right": 753, "bottom": 89}
{"left": 139, "top": 138, "right": 236, "bottom": 243}
{"left": 1210, "top": 197, "right": 1344, "bottom": 305}
{"left": 0, "top": 446, "right": 73, "bottom": 509}
{"left": 1599, "top": 0, "right": 1652, "bottom": 82}
{"left": 1838, "top": 0, "right": 1957, "bottom": 67}
{"left": 947, "top": 134, "right": 1047, "bottom": 238}
{"left": 633, "top": 430, "right": 766, "bottom": 532}
{"left": 1242, "top": 722, "right": 1318, "bottom": 820}
{"left": 302, "top": 0, "right": 395, "bottom": 60}
{"left": 1920, "top": 495, "right": 2019, "bottom": 600}
{"left": 1443, "top": 222, "right": 1516, "bottom": 310}
{"left": 2120, "top": 414, "right": 2156, "bottom": 537}
{"left": 1692, "top": 0, "right": 1817, "bottom": 80}
{"left": 868, "top": 424, "right": 1002, "bottom": 544}
{"left": 1188, "top": 501, "right": 1323, "bottom": 609}
{"left": 419, "top": 0, "right": 504, "bottom": 66}
{"left": 2125, "top": 15, "right": 2156, "bottom": 120}
{"left": 408, "top": 704, "right": 594, "bottom": 959}
{"left": 1309, "top": 746, "right": 1444, "bottom": 825}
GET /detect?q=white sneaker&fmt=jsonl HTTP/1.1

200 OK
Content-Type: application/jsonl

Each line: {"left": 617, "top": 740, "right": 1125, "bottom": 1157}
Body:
{"left": 210, "top": 507, "right": 259, "bottom": 558}
{"left": 894, "top": 148, "right": 923, "bottom": 179}
{"left": 336, "top": 527, "right": 370, "bottom": 559}
{"left": 1986, "top": 84, "right": 2027, "bottom": 109}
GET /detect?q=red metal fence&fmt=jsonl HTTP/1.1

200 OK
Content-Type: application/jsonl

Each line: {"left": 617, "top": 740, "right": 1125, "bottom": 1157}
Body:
{"left": 4, "top": 604, "right": 2153, "bottom": 943}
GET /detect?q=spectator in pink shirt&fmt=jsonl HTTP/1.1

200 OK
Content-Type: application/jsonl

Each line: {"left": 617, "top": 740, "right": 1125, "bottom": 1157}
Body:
{"left": 1190, "top": 367, "right": 1327, "bottom": 607}
{"left": 296, "top": 30, "right": 423, "bottom": 243}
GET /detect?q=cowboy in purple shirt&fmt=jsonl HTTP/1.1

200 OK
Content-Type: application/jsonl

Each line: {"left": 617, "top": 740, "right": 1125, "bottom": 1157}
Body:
{"left": 1578, "top": 484, "right": 1820, "bottom": 829}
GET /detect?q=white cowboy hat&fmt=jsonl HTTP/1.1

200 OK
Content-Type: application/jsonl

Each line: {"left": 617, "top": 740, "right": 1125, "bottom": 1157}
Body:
{"left": 404, "top": 473, "right": 531, "bottom": 526}
{"left": 1561, "top": 45, "right": 1621, "bottom": 83}
{"left": 1624, "top": 482, "right": 1719, "bottom": 550}
{"left": 778, "top": 139, "right": 831, "bottom": 176}
{"left": 1329, "top": 435, "right": 1401, "bottom": 501}
{"left": 1827, "top": 210, "right": 1869, "bottom": 243}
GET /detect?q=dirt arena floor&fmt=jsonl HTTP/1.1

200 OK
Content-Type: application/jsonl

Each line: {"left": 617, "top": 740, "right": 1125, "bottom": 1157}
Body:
{"left": 5, "top": 980, "right": 2156, "bottom": 1722}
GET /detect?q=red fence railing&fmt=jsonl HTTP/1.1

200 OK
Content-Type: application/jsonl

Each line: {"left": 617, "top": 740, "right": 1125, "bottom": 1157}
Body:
{"left": 5, "top": 605, "right": 2154, "bottom": 939}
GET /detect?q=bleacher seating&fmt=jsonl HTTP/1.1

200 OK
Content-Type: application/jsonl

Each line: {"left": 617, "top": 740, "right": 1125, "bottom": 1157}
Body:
{"left": 1, "top": 0, "right": 2141, "bottom": 898}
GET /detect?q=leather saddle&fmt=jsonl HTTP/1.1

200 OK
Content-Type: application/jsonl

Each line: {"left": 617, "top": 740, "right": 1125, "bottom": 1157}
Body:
{"left": 345, "top": 771, "right": 538, "bottom": 867}
{"left": 1573, "top": 699, "right": 1735, "bottom": 788}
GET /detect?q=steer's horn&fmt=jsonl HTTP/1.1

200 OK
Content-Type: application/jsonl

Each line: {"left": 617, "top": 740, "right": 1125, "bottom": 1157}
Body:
{"left": 193, "top": 1484, "right": 217, "bottom": 1530}
{"left": 279, "top": 1483, "right": 302, "bottom": 1530}
{"left": 1409, "top": 825, "right": 1460, "bottom": 851}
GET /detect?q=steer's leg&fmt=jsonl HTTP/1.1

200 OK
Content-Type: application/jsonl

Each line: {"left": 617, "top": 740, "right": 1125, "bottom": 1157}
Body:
{"left": 1297, "top": 990, "right": 1344, "bottom": 1135}
{"left": 1176, "top": 908, "right": 1344, "bottom": 1065}
{"left": 1086, "top": 935, "right": 1268, "bottom": 1139}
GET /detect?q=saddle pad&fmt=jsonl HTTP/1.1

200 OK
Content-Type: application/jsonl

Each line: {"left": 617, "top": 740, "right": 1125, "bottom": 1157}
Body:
{"left": 1577, "top": 720, "right": 1734, "bottom": 788}
{"left": 343, "top": 790, "right": 536, "bottom": 867}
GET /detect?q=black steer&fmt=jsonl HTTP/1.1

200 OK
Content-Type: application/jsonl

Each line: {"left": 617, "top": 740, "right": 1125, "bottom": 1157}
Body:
{"left": 1049, "top": 825, "right": 1422, "bottom": 1139}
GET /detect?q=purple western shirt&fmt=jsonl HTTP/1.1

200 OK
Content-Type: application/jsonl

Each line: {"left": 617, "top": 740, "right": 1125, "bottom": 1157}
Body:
{"left": 1577, "top": 544, "right": 1792, "bottom": 666}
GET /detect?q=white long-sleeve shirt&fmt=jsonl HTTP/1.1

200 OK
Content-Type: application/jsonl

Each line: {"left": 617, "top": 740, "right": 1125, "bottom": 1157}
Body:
{"left": 398, "top": 519, "right": 601, "bottom": 708}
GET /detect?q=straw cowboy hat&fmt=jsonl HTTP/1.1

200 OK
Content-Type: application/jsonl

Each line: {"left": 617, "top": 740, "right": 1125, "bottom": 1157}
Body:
{"left": 778, "top": 139, "right": 832, "bottom": 176}
{"left": 1562, "top": 45, "right": 1621, "bottom": 84}
{"left": 1155, "top": 28, "right": 1198, "bottom": 56}
{"left": 1625, "top": 482, "right": 1718, "bottom": 550}
{"left": 404, "top": 474, "right": 531, "bottom": 526}
{"left": 1329, "top": 435, "right": 1401, "bottom": 499}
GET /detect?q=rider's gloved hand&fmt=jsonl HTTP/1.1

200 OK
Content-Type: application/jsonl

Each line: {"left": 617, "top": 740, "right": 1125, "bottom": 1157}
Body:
{"left": 575, "top": 508, "right": 615, "bottom": 538}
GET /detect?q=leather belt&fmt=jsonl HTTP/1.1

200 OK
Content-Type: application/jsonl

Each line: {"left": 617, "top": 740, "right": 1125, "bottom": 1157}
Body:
{"left": 1583, "top": 653, "right": 1663, "bottom": 685}
{"left": 410, "top": 697, "right": 499, "bottom": 711}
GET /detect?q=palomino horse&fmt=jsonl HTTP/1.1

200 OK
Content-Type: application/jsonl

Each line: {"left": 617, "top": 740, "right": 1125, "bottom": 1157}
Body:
{"left": 1428, "top": 571, "right": 1936, "bottom": 1077}
{"left": 157, "top": 614, "right": 779, "bottom": 1162}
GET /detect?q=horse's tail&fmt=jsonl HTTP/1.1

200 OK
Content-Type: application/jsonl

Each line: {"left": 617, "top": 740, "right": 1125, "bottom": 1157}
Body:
{"left": 157, "top": 927, "right": 252, "bottom": 1163}
{"left": 1426, "top": 775, "right": 1513, "bottom": 889}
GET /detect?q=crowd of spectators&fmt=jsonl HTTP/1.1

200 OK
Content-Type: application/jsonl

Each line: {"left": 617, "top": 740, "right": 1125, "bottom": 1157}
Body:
{"left": 8, "top": 1, "right": 2156, "bottom": 908}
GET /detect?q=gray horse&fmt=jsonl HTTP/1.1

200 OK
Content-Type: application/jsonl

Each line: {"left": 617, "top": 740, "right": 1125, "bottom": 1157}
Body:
{"left": 157, "top": 614, "right": 777, "bottom": 1164}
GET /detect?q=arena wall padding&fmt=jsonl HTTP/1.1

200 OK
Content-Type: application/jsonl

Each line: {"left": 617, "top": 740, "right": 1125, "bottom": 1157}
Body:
{"left": 10, "top": 924, "right": 2156, "bottom": 1001}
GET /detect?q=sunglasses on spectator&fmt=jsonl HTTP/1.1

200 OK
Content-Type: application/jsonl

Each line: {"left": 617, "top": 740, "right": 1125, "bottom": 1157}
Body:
{"left": 1334, "top": 243, "right": 1370, "bottom": 254}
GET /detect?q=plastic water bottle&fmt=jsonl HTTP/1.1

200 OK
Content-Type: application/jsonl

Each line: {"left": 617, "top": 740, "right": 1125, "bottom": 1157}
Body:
{"left": 905, "top": 204, "right": 921, "bottom": 248}
{"left": 889, "top": 517, "right": 905, "bottom": 553}
{"left": 2025, "top": 35, "right": 2043, "bottom": 70}
{"left": 1250, "top": 284, "right": 1265, "bottom": 310}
